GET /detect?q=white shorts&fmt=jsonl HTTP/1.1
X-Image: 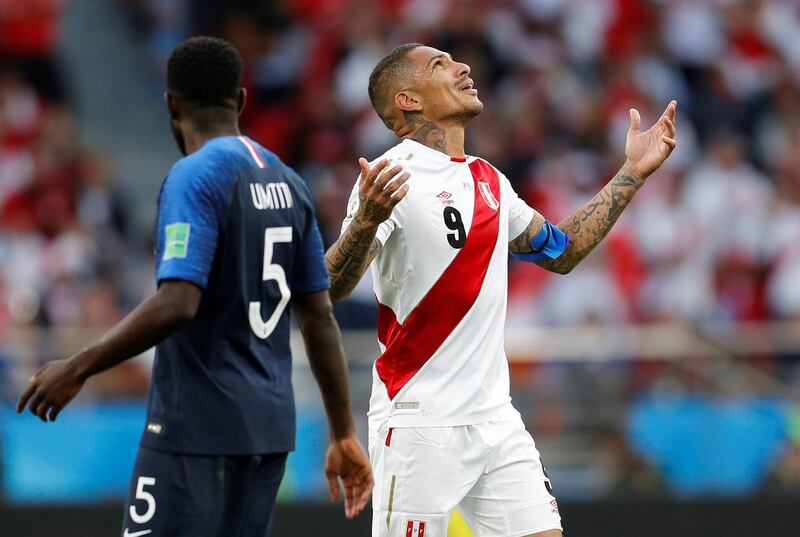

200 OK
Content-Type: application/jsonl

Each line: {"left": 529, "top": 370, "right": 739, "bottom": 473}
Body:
{"left": 369, "top": 415, "right": 562, "bottom": 537}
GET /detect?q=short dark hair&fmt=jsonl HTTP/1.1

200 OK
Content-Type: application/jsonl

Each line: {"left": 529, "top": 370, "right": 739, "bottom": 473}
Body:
{"left": 167, "top": 36, "right": 243, "bottom": 107}
{"left": 368, "top": 43, "right": 422, "bottom": 129}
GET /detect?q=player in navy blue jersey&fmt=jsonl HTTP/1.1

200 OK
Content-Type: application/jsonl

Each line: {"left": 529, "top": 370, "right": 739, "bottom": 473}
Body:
{"left": 17, "top": 36, "right": 373, "bottom": 536}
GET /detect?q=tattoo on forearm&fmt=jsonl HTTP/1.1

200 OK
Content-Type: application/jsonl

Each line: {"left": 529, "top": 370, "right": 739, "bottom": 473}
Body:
{"left": 325, "top": 223, "right": 382, "bottom": 301}
{"left": 523, "top": 170, "right": 643, "bottom": 274}
{"left": 404, "top": 111, "right": 447, "bottom": 153}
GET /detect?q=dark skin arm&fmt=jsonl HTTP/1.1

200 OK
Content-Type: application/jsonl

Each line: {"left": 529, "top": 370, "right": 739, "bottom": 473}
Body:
{"left": 510, "top": 101, "right": 678, "bottom": 274}
{"left": 17, "top": 280, "right": 202, "bottom": 422}
{"left": 292, "top": 290, "right": 373, "bottom": 519}
{"left": 325, "top": 158, "right": 410, "bottom": 302}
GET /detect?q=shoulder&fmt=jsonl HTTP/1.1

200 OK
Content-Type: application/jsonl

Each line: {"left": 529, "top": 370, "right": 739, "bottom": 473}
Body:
{"left": 368, "top": 142, "right": 414, "bottom": 169}
{"left": 161, "top": 143, "right": 239, "bottom": 211}
{"left": 166, "top": 140, "right": 239, "bottom": 189}
{"left": 259, "top": 148, "right": 316, "bottom": 208}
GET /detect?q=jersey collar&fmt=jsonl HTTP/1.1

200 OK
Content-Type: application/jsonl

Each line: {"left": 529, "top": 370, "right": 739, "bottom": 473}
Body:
{"left": 399, "top": 138, "right": 471, "bottom": 163}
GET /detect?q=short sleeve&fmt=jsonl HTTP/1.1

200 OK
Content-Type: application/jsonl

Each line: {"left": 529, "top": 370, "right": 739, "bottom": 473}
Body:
{"left": 292, "top": 215, "right": 331, "bottom": 293}
{"left": 339, "top": 174, "right": 398, "bottom": 245}
{"left": 502, "top": 173, "right": 538, "bottom": 241}
{"left": 155, "top": 159, "right": 226, "bottom": 288}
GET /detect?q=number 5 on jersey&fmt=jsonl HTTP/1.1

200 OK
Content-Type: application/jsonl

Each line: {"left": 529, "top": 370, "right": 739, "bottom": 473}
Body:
{"left": 249, "top": 227, "right": 293, "bottom": 339}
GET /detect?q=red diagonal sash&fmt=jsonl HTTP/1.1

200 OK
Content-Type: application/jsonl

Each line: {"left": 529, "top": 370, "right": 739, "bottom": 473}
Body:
{"left": 376, "top": 159, "right": 501, "bottom": 399}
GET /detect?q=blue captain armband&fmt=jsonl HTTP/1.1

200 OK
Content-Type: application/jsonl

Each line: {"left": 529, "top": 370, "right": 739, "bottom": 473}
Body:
{"left": 511, "top": 220, "right": 570, "bottom": 262}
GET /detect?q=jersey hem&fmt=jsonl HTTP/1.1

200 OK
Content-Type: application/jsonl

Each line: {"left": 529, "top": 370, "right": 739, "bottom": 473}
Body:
{"left": 374, "top": 403, "right": 519, "bottom": 431}
{"left": 291, "top": 281, "right": 331, "bottom": 294}
{"left": 156, "top": 273, "right": 208, "bottom": 289}
{"left": 139, "top": 437, "right": 295, "bottom": 456}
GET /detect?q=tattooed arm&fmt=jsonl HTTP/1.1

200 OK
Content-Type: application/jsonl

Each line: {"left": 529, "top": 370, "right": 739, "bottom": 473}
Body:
{"left": 510, "top": 101, "right": 678, "bottom": 274}
{"left": 510, "top": 166, "right": 644, "bottom": 274}
{"left": 326, "top": 157, "right": 410, "bottom": 302}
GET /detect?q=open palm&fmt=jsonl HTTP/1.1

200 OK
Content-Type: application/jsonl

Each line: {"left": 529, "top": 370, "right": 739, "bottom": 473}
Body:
{"left": 625, "top": 100, "right": 678, "bottom": 179}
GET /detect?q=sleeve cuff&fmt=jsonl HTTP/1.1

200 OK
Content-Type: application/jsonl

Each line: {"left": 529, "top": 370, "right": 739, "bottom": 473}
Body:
{"left": 509, "top": 206, "right": 536, "bottom": 241}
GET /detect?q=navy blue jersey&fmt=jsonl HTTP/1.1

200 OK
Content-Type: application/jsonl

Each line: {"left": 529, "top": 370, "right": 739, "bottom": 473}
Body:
{"left": 142, "top": 135, "right": 329, "bottom": 455}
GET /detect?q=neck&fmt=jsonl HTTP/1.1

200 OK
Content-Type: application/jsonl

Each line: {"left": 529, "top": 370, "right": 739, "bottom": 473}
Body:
{"left": 400, "top": 113, "right": 466, "bottom": 158}
{"left": 183, "top": 122, "right": 241, "bottom": 155}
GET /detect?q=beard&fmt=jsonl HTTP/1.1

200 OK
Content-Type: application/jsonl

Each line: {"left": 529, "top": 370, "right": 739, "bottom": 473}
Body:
{"left": 448, "top": 98, "right": 483, "bottom": 123}
{"left": 170, "top": 121, "right": 187, "bottom": 156}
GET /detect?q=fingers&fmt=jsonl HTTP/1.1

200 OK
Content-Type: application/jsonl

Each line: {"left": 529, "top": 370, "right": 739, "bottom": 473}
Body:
{"left": 374, "top": 166, "right": 405, "bottom": 188}
{"left": 360, "top": 158, "right": 389, "bottom": 186}
{"left": 341, "top": 477, "right": 371, "bottom": 518}
{"left": 662, "top": 136, "right": 677, "bottom": 150}
{"left": 48, "top": 404, "right": 62, "bottom": 422}
{"left": 357, "top": 157, "right": 373, "bottom": 184}
{"left": 326, "top": 471, "right": 340, "bottom": 502}
{"left": 663, "top": 99, "right": 677, "bottom": 123}
{"left": 28, "top": 391, "right": 48, "bottom": 422}
{"left": 628, "top": 108, "right": 641, "bottom": 135}
{"left": 366, "top": 164, "right": 411, "bottom": 205}
{"left": 343, "top": 480, "right": 356, "bottom": 519}
{"left": 378, "top": 170, "right": 411, "bottom": 202}
{"left": 353, "top": 470, "right": 373, "bottom": 516}
{"left": 661, "top": 115, "right": 676, "bottom": 138}
{"left": 36, "top": 401, "right": 52, "bottom": 422}
{"left": 17, "top": 382, "right": 36, "bottom": 413}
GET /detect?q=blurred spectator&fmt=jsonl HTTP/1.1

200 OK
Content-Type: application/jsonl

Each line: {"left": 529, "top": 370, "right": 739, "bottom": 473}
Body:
{"left": 0, "top": 0, "right": 68, "bottom": 103}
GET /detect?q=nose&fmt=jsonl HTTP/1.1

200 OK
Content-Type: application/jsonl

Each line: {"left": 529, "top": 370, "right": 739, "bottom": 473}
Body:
{"left": 456, "top": 61, "right": 470, "bottom": 78}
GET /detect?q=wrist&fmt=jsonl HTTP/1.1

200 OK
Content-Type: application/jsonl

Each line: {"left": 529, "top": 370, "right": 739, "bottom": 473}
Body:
{"left": 329, "top": 422, "right": 357, "bottom": 441}
{"left": 621, "top": 161, "right": 648, "bottom": 185}
{"left": 352, "top": 212, "right": 380, "bottom": 233}
{"left": 68, "top": 350, "right": 95, "bottom": 382}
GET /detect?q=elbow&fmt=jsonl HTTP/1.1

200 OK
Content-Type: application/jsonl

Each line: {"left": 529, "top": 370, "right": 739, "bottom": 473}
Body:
{"left": 156, "top": 281, "right": 202, "bottom": 325}
{"left": 545, "top": 261, "right": 574, "bottom": 275}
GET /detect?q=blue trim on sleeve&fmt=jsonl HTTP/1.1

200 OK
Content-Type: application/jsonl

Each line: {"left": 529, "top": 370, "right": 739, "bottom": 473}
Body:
{"left": 510, "top": 220, "right": 570, "bottom": 263}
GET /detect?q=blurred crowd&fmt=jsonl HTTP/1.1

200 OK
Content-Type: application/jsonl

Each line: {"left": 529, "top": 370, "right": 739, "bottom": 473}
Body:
{"left": 0, "top": 0, "right": 152, "bottom": 399}
{"left": 124, "top": 0, "right": 800, "bottom": 328}
{"left": 2, "top": 0, "right": 800, "bottom": 499}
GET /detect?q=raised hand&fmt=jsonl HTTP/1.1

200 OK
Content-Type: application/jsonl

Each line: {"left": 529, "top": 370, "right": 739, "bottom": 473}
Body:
{"left": 625, "top": 100, "right": 678, "bottom": 180}
{"left": 356, "top": 157, "right": 410, "bottom": 228}
{"left": 17, "top": 358, "right": 86, "bottom": 422}
{"left": 324, "top": 434, "right": 374, "bottom": 519}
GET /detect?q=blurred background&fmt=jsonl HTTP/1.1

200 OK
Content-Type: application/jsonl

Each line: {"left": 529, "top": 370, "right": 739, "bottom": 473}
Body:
{"left": 1, "top": 0, "right": 800, "bottom": 536}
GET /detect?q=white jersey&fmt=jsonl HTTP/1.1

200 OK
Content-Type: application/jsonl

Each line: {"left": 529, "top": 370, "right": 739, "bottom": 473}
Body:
{"left": 340, "top": 139, "right": 538, "bottom": 432}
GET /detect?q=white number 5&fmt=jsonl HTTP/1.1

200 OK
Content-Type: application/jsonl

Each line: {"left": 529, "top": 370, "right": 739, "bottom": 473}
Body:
{"left": 249, "top": 226, "right": 293, "bottom": 339}
{"left": 129, "top": 476, "right": 156, "bottom": 524}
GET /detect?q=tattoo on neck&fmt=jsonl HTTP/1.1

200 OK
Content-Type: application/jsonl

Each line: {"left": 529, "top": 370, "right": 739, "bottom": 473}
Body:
{"left": 404, "top": 112, "right": 447, "bottom": 154}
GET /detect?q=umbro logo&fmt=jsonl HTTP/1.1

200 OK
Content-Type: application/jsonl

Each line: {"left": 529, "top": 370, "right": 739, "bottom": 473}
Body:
{"left": 436, "top": 191, "right": 454, "bottom": 205}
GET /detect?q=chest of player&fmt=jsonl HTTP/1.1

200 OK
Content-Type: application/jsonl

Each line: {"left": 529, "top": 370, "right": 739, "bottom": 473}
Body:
{"left": 401, "top": 164, "right": 480, "bottom": 253}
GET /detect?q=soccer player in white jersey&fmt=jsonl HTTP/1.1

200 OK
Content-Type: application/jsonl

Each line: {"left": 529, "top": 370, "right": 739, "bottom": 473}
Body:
{"left": 325, "top": 44, "right": 678, "bottom": 537}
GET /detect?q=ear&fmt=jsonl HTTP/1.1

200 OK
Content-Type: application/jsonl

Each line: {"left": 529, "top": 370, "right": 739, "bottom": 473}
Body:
{"left": 395, "top": 90, "right": 422, "bottom": 113}
{"left": 237, "top": 88, "right": 247, "bottom": 115}
{"left": 165, "top": 92, "right": 180, "bottom": 121}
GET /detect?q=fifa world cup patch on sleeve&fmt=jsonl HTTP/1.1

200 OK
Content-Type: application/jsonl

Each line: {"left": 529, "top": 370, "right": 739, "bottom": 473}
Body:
{"left": 163, "top": 222, "right": 191, "bottom": 260}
